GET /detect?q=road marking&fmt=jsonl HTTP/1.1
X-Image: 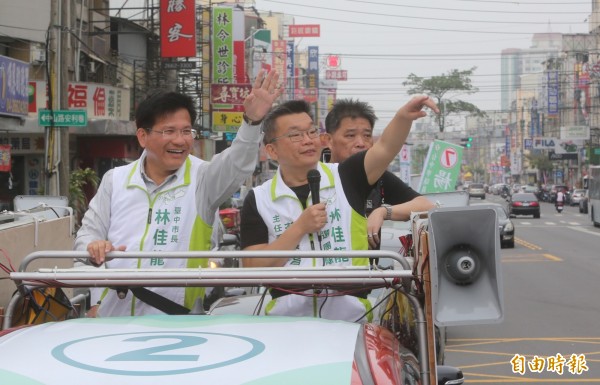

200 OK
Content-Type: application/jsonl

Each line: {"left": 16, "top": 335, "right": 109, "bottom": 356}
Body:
{"left": 542, "top": 253, "right": 562, "bottom": 261}
{"left": 515, "top": 238, "right": 542, "bottom": 250}
{"left": 544, "top": 222, "right": 556, "bottom": 225}
{"left": 447, "top": 337, "right": 600, "bottom": 383}
{"left": 569, "top": 226, "right": 600, "bottom": 237}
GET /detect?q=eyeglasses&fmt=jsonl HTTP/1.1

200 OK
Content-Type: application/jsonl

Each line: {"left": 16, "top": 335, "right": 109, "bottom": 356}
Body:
{"left": 270, "top": 127, "right": 320, "bottom": 143}
{"left": 149, "top": 128, "right": 198, "bottom": 140}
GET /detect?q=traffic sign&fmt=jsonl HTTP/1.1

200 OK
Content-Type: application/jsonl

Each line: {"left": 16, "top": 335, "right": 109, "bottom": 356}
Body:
{"left": 38, "top": 109, "right": 87, "bottom": 127}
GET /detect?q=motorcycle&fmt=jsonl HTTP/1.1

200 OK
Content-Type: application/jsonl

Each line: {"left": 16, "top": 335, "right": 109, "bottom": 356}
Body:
{"left": 555, "top": 200, "right": 564, "bottom": 213}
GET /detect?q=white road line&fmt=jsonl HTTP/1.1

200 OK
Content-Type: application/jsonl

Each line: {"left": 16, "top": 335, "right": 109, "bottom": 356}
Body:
{"left": 544, "top": 222, "right": 556, "bottom": 225}
{"left": 569, "top": 226, "right": 600, "bottom": 237}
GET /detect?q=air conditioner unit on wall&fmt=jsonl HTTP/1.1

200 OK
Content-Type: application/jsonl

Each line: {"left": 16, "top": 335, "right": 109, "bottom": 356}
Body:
{"left": 31, "top": 46, "right": 46, "bottom": 64}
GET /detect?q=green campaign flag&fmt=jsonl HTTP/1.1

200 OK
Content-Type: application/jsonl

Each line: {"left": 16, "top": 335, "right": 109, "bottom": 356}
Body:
{"left": 418, "top": 140, "right": 463, "bottom": 193}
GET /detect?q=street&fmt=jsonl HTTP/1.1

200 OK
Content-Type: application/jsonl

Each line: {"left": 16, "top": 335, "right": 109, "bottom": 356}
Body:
{"left": 444, "top": 194, "right": 600, "bottom": 383}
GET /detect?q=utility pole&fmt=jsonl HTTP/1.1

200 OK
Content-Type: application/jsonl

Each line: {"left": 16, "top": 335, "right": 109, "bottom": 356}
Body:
{"left": 58, "top": 0, "right": 70, "bottom": 197}
{"left": 47, "top": 0, "right": 70, "bottom": 197}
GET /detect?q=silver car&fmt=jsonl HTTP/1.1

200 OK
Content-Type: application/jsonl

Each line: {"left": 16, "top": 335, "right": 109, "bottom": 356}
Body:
{"left": 570, "top": 189, "right": 586, "bottom": 206}
{"left": 468, "top": 183, "right": 486, "bottom": 199}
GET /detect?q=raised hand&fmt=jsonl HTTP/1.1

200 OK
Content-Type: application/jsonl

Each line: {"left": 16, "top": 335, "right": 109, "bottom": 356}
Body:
{"left": 397, "top": 95, "right": 440, "bottom": 122}
{"left": 243, "top": 69, "right": 284, "bottom": 122}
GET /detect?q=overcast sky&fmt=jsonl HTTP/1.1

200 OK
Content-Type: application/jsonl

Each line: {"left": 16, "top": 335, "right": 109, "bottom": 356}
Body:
{"left": 254, "top": 0, "right": 592, "bottom": 131}
{"left": 111, "top": 0, "right": 592, "bottom": 131}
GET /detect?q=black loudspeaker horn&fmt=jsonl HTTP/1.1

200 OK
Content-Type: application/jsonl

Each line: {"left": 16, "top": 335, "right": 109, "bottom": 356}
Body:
{"left": 427, "top": 205, "right": 504, "bottom": 326}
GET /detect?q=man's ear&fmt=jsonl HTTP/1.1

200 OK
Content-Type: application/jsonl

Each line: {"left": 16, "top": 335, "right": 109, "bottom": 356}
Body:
{"left": 136, "top": 128, "right": 148, "bottom": 148}
{"left": 320, "top": 133, "right": 331, "bottom": 148}
{"left": 265, "top": 143, "right": 279, "bottom": 161}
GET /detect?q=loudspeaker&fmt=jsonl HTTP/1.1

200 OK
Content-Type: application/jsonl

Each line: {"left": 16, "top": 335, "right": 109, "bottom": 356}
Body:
{"left": 428, "top": 205, "right": 503, "bottom": 326}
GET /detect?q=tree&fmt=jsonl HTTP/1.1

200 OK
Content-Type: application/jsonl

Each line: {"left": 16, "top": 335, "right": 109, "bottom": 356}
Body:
{"left": 69, "top": 167, "right": 99, "bottom": 230}
{"left": 403, "top": 67, "right": 486, "bottom": 132}
{"left": 525, "top": 152, "right": 554, "bottom": 184}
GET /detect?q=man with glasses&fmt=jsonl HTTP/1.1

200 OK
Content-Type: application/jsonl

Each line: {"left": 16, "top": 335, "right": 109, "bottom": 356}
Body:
{"left": 76, "top": 70, "right": 282, "bottom": 317}
{"left": 240, "top": 97, "right": 438, "bottom": 321}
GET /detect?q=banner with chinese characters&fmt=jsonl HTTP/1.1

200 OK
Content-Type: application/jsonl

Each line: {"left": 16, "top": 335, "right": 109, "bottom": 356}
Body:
{"left": 210, "top": 84, "right": 251, "bottom": 105}
{"left": 212, "top": 111, "right": 243, "bottom": 132}
{"left": 272, "top": 40, "right": 287, "bottom": 90}
{"left": 307, "top": 46, "right": 319, "bottom": 90}
{"left": 325, "top": 70, "right": 347, "bottom": 81}
{"left": 159, "top": 0, "right": 196, "bottom": 57}
{"left": 418, "top": 140, "right": 463, "bottom": 193}
{"left": 288, "top": 24, "right": 320, "bottom": 38}
{"left": 286, "top": 41, "right": 295, "bottom": 100}
{"left": 67, "top": 82, "right": 130, "bottom": 121}
{"left": 0, "top": 54, "right": 29, "bottom": 117}
{"left": 0, "top": 145, "right": 11, "bottom": 172}
{"left": 294, "top": 88, "right": 318, "bottom": 103}
{"left": 212, "top": 7, "right": 233, "bottom": 85}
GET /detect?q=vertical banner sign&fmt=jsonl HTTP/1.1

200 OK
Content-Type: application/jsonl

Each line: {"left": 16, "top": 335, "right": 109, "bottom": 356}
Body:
{"left": 286, "top": 41, "right": 295, "bottom": 100}
{"left": 0, "top": 55, "right": 29, "bottom": 117}
{"left": 418, "top": 140, "right": 463, "bottom": 193}
{"left": 307, "top": 46, "right": 319, "bottom": 90}
{"left": 547, "top": 70, "right": 558, "bottom": 117}
{"left": 212, "top": 7, "right": 233, "bottom": 84}
{"left": 272, "top": 40, "right": 287, "bottom": 92}
{"left": 159, "top": 0, "right": 196, "bottom": 58}
{"left": 0, "top": 145, "right": 11, "bottom": 172}
{"left": 233, "top": 41, "right": 246, "bottom": 83}
{"left": 574, "top": 60, "right": 591, "bottom": 125}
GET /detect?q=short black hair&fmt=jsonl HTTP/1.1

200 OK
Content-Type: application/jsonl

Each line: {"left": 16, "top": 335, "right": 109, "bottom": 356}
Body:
{"left": 262, "top": 100, "right": 313, "bottom": 145}
{"left": 325, "top": 98, "right": 377, "bottom": 134}
{"left": 135, "top": 90, "right": 197, "bottom": 130}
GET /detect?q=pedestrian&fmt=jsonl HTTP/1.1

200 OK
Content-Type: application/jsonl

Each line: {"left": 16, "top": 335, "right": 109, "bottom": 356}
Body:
{"left": 75, "top": 69, "right": 282, "bottom": 317}
{"left": 323, "top": 98, "right": 434, "bottom": 250}
{"left": 240, "top": 96, "right": 438, "bottom": 321}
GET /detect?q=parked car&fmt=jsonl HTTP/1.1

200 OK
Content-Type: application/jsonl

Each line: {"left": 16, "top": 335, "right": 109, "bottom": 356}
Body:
{"left": 570, "top": 189, "right": 586, "bottom": 206}
{"left": 468, "top": 183, "right": 486, "bottom": 199}
{"left": 579, "top": 189, "right": 589, "bottom": 214}
{"left": 522, "top": 184, "right": 539, "bottom": 196}
{"left": 473, "top": 203, "right": 514, "bottom": 248}
{"left": 508, "top": 192, "right": 541, "bottom": 218}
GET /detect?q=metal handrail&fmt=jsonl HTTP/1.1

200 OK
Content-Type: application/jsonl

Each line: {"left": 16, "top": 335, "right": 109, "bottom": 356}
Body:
{"left": 7, "top": 249, "right": 429, "bottom": 385}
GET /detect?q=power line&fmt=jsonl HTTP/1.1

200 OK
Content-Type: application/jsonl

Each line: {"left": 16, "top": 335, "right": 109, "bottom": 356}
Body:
{"left": 260, "top": 0, "right": 587, "bottom": 24}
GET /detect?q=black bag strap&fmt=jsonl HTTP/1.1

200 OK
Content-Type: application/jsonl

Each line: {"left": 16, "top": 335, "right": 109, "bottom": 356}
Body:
{"left": 128, "top": 287, "right": 190, "bottom": 315}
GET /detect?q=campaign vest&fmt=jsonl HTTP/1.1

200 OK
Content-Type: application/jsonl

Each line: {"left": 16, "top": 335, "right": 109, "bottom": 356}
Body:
{"left": 252, "top": 162, "right": 372, "bottom": 321}
{"left": 253, "top": 162, "right": 368, "bottom": 266}
{"left": 98, "top": 157, "right": 212, "bottom": 316}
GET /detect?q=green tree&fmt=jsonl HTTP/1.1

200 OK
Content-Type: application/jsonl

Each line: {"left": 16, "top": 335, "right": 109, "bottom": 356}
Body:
{"left": 525, "top": 152, "right": 554, "bottom": 183}
{"left": 69, "top": 167, "right": 99, "bottom": 230}
{"left": 403, "top": 67, "right": 485, "bottom": 132}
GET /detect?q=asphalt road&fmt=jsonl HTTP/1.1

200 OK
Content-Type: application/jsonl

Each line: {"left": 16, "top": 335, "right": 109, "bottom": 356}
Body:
{"left": 444, "top": 194, "right": 600, "bottom": 384}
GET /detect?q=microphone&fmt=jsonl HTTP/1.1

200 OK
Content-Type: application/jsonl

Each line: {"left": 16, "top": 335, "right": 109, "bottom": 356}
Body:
{"left": 307, "top": 169, "right": 321, "bottom": 206}
{"left": 307, "top": 169, "right": 323, "bottom": 249}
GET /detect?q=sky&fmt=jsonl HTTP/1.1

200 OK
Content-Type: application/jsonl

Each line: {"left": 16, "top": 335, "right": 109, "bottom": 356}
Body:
{"left": 253, "top": 0, "right": 592, "bottom": 131}
{"left": 111, "top": 0, "right": 593, "bottom": 132}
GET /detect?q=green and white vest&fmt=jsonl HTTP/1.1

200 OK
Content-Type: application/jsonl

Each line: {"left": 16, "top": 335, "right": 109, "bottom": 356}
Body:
{"left": 97, "top": 157, "right": 212, "bottom": 316}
